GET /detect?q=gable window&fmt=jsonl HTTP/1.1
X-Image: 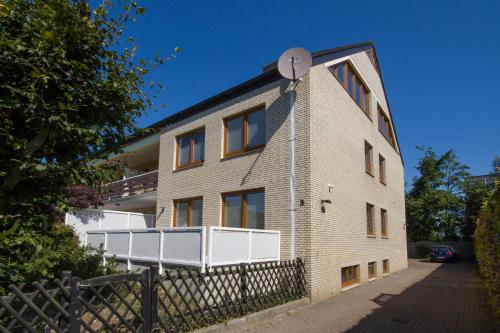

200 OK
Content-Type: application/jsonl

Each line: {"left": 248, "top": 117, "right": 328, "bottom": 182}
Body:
{"left": 379, "top": 154, "right": 386, "bottom": 185}
{"left": 368, "top": 262, "right": 377, "bottom": 280}
{"left": 366, "top": 203, "right": 375, "bottom": 237}
{"left": 381, "top": 209, "right": 388, "bottom": 238}
{"left": 378, "top": 106, "right": 396, "bottom": 148}
{"left": 222, "top": 189, "right": 264, "bottom": 229}
{"left": 224, "top": 107, "right": 265, "bottom": 157}
{"left": 329, "top": 61, "right": 370, "bottom": 118}
{"left": 383, "top": 259, "right": 390, "bottom": 275}
{"left": 174, "top": 197, "right": 203, "bottom": 227}
{"left": 341, "top": 265, "right": 360, "bottom": 288}
{"left": 176, "top": 128, "right": 205, "bottom": 169}
{"left": 365, "top": 141, "right": 374, "bottom": 176}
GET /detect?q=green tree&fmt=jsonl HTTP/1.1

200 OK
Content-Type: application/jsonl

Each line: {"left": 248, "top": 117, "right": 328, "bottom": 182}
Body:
{"left": 474, "top": 179, "right": 500, "bottom": 317}
{"left": 0, "top": 0, "right": 176, "bottom": 293}
{"left": 406, "top": 147, "right": 469, "bottom": 241}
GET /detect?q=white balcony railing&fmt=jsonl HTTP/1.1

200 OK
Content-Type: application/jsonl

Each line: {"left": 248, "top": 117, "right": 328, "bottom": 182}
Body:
{"left": 85, "top": 226, "right": 280, "bottom": 273}
{"left": 66, "top": 209, "right": 156, "bottom": 241}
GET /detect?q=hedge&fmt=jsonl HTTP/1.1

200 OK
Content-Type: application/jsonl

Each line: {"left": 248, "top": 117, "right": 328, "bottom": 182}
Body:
{"left": 474, "top": 178, "right": 499, "bottom": 318}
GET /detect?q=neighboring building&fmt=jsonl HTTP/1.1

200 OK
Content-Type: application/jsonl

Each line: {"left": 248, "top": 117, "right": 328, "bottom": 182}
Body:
{"left": 68, "top": 41, "right": 407, "bottom": 302}
{"left": 467, "top": 174, "right": 497, "bottom": 187}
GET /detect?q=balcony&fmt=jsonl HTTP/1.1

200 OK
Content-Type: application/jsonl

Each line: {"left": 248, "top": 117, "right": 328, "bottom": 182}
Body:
{"left": 85, "top": 226, "right": 281, "bottom": 273}
{"left": 102, "top": 170, "right": 158, "bottom": 201}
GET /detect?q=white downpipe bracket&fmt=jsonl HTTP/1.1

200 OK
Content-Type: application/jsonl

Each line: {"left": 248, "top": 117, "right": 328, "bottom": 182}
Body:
{"left": 289, "top": 84, "right": 297, "bottom": 260}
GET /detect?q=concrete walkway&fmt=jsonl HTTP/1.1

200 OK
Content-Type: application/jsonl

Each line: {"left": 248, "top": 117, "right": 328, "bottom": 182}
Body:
{"left": 224, "top": 260, "right": 497, "bottom": 333}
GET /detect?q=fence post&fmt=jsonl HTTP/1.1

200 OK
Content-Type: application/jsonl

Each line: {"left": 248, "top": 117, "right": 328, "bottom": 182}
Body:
{"left": 295, "top": 258, "right": 304, "bottom": 296}
{"left": 240, "top": 263, "right": 248, "bottom": 310}
{"left": 141, "top": 267, "right": 158, "bottom": 333}
{"left": 69, "top": 277, "right": 81, "bottom": 333}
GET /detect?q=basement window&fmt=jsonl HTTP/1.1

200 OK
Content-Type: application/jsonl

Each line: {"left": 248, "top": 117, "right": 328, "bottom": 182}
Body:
{"left": 341, "top": 265, "right": 360, "bottom": 288}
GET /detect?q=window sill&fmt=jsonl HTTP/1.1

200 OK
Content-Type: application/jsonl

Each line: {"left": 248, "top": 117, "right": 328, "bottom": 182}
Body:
{"left": 381, "top": 236, "right": 389, "bottom": 239}
{"left": 383, "top": 273, "right": 389, "bottom": 277}
{"left": 221, "top": 146, "right": 264, "bottom": 161}
{"left": 366, "top": 170, "right": 374, "bottom": 177}
{"left": 368, "top": 277, "right": 377, "bottom": 282}
{"left": 342, "top": 283, "right": 360, "bottom": 292}
{"left": 380, "top": 181, "right": 387, "bottom": 186}
{"left": 174, "top": 162, "right": 204, "bottom": 173}
{"left": 367, "top": 234, "right": 376, "bottom": 238}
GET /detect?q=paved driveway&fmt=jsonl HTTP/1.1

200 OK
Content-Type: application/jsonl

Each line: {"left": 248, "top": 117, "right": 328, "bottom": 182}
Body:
{"left": 226, "top": 260, "right": 497, "bottom": 333}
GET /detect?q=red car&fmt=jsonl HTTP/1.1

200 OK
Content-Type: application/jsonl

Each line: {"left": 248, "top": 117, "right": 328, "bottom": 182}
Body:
{"left": 429, "top": 246, "right": 459, "bottom": 263}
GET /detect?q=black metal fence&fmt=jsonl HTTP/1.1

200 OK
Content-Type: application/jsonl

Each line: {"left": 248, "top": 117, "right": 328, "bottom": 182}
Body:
{"left": 0, "top": 259, "right": 306, "bottom": 332}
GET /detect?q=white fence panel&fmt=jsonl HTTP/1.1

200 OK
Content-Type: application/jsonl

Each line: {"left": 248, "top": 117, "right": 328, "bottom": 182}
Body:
{"left": 66, "top": 209, "right": 155, "bottom": 241}
{"left": 85, "top": 226, "right": 279, "bottom": 273}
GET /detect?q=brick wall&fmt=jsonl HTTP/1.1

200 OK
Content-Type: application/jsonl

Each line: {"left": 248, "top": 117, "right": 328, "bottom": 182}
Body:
{"left": 155, "top": 48, "right": 407, "bottom": 302}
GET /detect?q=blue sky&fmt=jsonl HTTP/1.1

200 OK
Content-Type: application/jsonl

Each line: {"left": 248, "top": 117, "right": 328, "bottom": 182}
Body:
{"left": 112, "top": 0, "right": 499, "bottom": 185}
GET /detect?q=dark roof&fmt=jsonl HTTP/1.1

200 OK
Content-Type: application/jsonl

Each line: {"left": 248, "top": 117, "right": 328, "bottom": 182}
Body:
{"left": 148, "top": 41, "right": 374, "bottom": 130}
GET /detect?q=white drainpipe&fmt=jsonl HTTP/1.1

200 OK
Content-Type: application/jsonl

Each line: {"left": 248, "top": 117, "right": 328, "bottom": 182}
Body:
{"left": 289, "top": 84, "right": 297, "bottom": 260}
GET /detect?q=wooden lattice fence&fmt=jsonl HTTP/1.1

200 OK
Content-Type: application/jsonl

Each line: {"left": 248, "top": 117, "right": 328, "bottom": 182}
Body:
{"left": 0, "top": 259, "right": 306, "bottom": 332}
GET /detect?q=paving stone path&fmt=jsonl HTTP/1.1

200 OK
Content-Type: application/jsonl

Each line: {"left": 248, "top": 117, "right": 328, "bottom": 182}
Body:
{"left": 226, "top": 259, "right": 498, "bottom": 333}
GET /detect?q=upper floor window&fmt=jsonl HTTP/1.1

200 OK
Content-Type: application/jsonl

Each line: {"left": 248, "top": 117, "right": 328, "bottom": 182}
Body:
{"left": 378, "top": 106, "right": 396, "bottom": 148}
{"left": 176, "top": 128, "right": 205, "bottom": 169}
{"left": 224, "top": 107, "right": 265, "bottom": 157}
{"left": 365, "top": 141, "right": 374, "bottom": 176}
{"left": 381, "top": 208, "right": 388, "bottom": 238}
{"left": 379, "top": 154, "right": 386, "bottom": 185}
{"left": 366, "top": 202, "right": 375, "bottom": 237}
{"left": 174, "top": 197, "right": 203, "bottom": 227}
{"left": 222, "top": 189, "right": 264, "bottom": 229}
{"left": 329, "top": 61, "right": 370, "bottom": 118}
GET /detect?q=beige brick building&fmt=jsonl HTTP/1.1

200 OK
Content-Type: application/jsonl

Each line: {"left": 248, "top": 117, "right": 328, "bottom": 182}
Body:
{"left": 98, "top": 41, "right": 407, "bottom": 302}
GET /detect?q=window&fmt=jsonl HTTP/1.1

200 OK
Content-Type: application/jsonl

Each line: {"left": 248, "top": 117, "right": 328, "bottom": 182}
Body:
{"left": 329, "top": 61, "right": 370, "bottom": 117}
{"left": 176, "top": 128, "right": 205, "bottom": 169}
{"left": 381, "top": 209, "right": 388, "bottom": 238}
{"left": 368, "top": 262, "right": 377, "bottom": 280}
{"left": 365, "top": 141, "right": 373, "bottom": 176}
{"left": 379, "top": 154, "right": 386, "bottom": 185}
{"left": 341, "top": 265, "right": 360, "bottom": 288}
{"left": 173, "top": 197, "right": 203, "bottom": 227}
{"left": 383, "top": 259, "right": 390, "bottom": 274}
{"left": 224, "top": 107, "right": 265, "bottom": 157}
{"left": 366, "top": 203, "right": 375, "bottom": 237}
{"left": 222, "top": 189, "right": 264, "bottom": 229}
{"left": 378, "top": 106, "right": 396, "bottom": 148}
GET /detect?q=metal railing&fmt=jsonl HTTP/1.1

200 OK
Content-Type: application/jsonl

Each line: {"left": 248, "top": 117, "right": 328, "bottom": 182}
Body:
{"left": 102, "top": 170, "right": 158, "bottom": 201}
{"left": 0, "top": 261, "right": 306, "bottom": 333}
{"left": 85, "top": 227, "right": 281, "bottom": 274}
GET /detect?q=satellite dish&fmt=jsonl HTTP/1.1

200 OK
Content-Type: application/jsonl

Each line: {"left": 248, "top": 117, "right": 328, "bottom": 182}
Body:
{"left": 277, "top": 47, "right": 312, "bottom": 81}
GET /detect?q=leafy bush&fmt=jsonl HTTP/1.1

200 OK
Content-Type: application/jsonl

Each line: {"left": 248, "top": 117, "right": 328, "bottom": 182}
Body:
{"left": 474, "top": 179, "right": 500, "bottom": 317}
{"left": 0, "top": 223, "right": 116, "bottom": 295}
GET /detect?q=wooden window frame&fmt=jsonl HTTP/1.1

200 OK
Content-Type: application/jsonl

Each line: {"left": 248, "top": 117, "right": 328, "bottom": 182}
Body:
{"left": 379, "top": 154, "right": 386, "bottom": 185}
{"left": 221, "top": 188, "right": 265, "bottom": 228}
{"left": 368, "top": 261, "right": 377, "bottom": 280}
{"left": 223, "top": 107, "right": 266, "bottom": 158}
{"left": 329, "top": 61, "right": 371, "bottom": 120}
{"left": 173, "top": 196, "right": 203, "bottom": 227}
{"left": 381, "top": 208, "right": 388, "bottom": 238}
{"left": 383, "top": 259, "right": 390, "bottom": 275}
{"left": 364, "top": 141, "right": 374, "bottom": 176}
{"left": 366, "top": 202, "right": 375, "bottom": 237}
{"left": 377, "top": 106, "right": 397, "bottom": 150}
{"left": 175, "top": 127, "right": 205, "bottom": 170}
{"left": 341, "top": 265, "right": 360, "bottom": 288}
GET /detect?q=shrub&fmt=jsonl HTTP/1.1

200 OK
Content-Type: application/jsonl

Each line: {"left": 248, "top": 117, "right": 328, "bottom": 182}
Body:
{"left": 0, "top": 223, "right": 116, "bottom": 295}
{"left": 474, "top": 179, "right": 500, "bottom": 317}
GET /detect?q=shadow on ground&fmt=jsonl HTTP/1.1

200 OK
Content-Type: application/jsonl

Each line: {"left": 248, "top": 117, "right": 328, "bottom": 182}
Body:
{"left": 345, "top": 262, "right": 497, "bottom": 333}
